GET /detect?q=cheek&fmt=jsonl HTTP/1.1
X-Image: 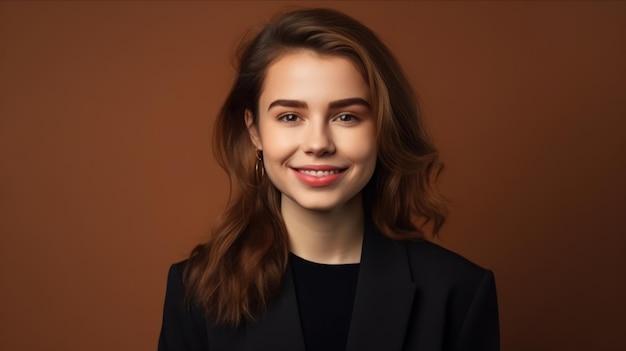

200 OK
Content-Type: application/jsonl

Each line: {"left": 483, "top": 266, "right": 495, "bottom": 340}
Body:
{"left": 338, "top": 130, "right": 377, "bottom": 164}
{"left": 259, "top": 129, "right": 299, "bottom": 161}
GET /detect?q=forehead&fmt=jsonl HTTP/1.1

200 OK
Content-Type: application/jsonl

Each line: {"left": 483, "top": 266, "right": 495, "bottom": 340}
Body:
{"left": 259, "top": 50, "right": 370, "bottom": 108}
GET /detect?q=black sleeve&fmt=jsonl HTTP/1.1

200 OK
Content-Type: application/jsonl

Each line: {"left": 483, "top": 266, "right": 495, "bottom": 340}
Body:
{"left": 454, "top": 270, "right": 500, "bottom": 351}
{"left": 158, "top": 262, "right": 209, "bottom": 351}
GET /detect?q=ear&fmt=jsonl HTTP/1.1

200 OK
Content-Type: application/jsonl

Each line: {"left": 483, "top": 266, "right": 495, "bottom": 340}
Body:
{"left": 245, "top": 109, "right": 262, "bottom": 150}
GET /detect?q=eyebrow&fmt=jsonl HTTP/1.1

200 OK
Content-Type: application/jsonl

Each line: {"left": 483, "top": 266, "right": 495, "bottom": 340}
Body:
{"left": 267, "top": 97, "right": 371, "bottom": 111}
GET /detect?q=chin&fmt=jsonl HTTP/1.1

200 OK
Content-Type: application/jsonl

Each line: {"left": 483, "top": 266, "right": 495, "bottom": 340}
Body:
{"left": 297, "top": 201, "right": 339, "bottom": 212}
{"left": 281, "top": 191, "right": 362, "bottom": 213}
{"left": 294, "top": 194, "right": 360, "bottom": 213}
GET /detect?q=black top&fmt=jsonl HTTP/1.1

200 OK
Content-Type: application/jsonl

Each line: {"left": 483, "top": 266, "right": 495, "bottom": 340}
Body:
{"left": 290, "top": 253, "right": 360, "bottom": 351}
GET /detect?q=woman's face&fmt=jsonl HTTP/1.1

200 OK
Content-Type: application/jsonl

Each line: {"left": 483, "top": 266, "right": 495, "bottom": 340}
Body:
{"left": 247, "top": 50, "right": 377, "bottom": 213}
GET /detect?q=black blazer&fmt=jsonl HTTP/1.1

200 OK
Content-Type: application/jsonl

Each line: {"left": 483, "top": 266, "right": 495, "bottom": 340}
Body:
{"left": 158, "top": 225, "right": 500, "bottom": 351}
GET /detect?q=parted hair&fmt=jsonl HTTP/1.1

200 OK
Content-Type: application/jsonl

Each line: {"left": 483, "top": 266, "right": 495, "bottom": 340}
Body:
{"left": 184, "top": 8, "right": 447, "bottom": 326}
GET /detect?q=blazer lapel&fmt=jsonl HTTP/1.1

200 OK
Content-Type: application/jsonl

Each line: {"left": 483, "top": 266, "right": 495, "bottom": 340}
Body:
{"left": 245, "top": 263, "right": 306, "bottom": 351}
{"left": 346, "top": 224, "right": 417, "bottom": 351}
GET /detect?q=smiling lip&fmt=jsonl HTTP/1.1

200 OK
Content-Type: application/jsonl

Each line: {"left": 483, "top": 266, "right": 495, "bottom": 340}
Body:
{"left": 291, "top": 165, "right": 347, "bottom": 187}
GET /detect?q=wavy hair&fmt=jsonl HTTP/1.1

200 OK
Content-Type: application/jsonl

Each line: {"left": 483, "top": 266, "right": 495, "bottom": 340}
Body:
{"left": 184, "top": 8, "right": 447, "bottom": 326}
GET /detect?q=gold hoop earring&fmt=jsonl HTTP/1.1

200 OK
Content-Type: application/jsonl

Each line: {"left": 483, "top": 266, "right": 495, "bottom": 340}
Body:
{"left": 255, "top": 150, "right": 264, "bottom": 183}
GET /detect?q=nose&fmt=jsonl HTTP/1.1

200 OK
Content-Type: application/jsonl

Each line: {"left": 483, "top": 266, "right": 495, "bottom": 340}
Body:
{"left": 302, "top": 120, "right": 335, "bottom": 156}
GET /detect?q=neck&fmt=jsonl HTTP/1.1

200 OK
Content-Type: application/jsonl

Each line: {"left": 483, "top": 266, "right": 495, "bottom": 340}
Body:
{"left": 281, "top": 194, "right": 364, "bottom": 264}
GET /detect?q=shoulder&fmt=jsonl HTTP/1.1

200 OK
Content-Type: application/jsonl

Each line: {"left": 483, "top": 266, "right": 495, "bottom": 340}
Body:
{"left": 403, "top": 239, "right": 494, "bottom": 291}
{"left": 167, "top": 259, "right": 189, "bottom": 281}
{"left": 402, "top": 240, "right": 500, "bottom": 349}
{"left": 162, "top": 259, "right": 190, "bottom": 299}
{"left": 158, "top": 259, "right": 209, "bottom": 351}
{"left": 161, "top": 258, "right": 198, "bottom": 311}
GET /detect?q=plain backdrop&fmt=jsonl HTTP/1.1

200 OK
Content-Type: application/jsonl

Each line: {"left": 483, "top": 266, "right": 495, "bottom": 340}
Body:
{"left": 1, "top": 1, "right": 625, "bottom": 350}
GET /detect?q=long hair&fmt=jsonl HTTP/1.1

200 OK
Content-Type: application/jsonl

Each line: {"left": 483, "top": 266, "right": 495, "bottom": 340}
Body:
{"left": 184, "top": 8, "right": 447, "bottom": 326}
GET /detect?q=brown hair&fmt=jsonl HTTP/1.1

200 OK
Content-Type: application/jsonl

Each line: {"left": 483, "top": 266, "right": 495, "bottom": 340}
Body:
{"left": 184, "top": 8, "right": 447, "bottom": 326}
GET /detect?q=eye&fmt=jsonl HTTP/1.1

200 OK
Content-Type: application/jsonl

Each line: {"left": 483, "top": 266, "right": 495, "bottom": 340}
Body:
{"left": 278, "top": 113, "right": 300, "bottom": 123}
{"left": 335, "top": 113, "right": 358, "bottom": 123}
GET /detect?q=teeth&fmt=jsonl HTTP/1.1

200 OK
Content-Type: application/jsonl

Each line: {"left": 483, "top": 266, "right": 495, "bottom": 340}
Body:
{"left": 299, "top": 169, "right": 341, "bottom": 177}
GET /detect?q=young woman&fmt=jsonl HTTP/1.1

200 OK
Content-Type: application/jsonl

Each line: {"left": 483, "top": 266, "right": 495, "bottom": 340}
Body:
{"left": 159, "top": 8, "right": 499, "bottom": 351}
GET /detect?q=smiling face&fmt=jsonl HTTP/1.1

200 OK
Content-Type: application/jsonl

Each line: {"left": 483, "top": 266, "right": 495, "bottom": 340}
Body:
{"left": 247, "top": 50, "right": 377, "bottom": 213}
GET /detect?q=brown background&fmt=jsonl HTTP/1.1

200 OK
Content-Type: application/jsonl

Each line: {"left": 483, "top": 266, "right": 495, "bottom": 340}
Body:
{"left": 1, "top": 1, "right": 624, "bottom": 350}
